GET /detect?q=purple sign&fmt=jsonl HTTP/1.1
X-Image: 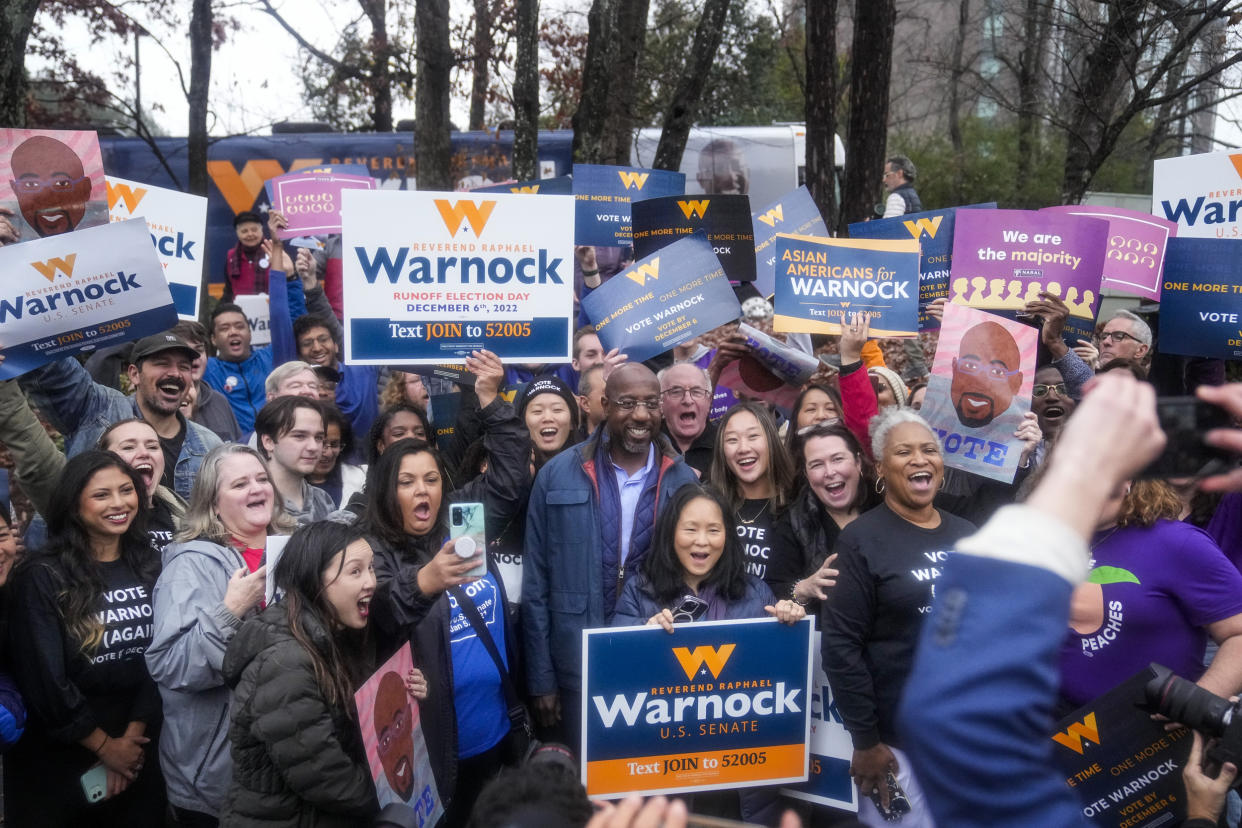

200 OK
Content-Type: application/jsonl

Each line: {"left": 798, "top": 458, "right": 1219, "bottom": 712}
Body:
{"left": 272, "top": 173, "right": 377, "bottom": 238}
{"left": 950, "top": 209, "right": 1108, "bottom": 345}
{"left": 1041, "top": 206, "right": 1176, "bottom": 301}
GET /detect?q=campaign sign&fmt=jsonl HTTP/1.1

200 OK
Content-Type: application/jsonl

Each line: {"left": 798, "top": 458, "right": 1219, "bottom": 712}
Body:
{"left": 106, "top": 175, "right": 208, "bottom": 319}
{"left": 355, "top": 643, "right": 443, "bottom": 826}
{"left": 262, "top": 162, "right": 373, "bottom": 203}
{"left": 950, "top": 209, "right": 1107, "bottom": 345}
{"left": 849, "top": 203, "right": 997, "bottom": 328}
{"left": 581, "top": 616, "right": 813, "bottom": 799}
{"left": 917, "top": 303, "right": 1037, "bottom": 484}
{"left": 272, "top": 172, "right": 376, "bottom": 238}
{"left": 1043, "top": 205, "right": 1176, "bottom": 301}
{"left": 573, "top": 164, "right": 686, "bottom": 246}
{"left": 582, "top": 234, "right": 740, "bottom": 363}
{"left": 1156, "top": 238, "right": 1242, "bottom": 359}
{"left": 752, "top": 187, "right": 828, "bottom": 298}
{"left": 234, "top": 293, "right": 273, "bottom": 347}
{"left": 782, "top": 631, "right": 857, "bottom": 812}
{"left": 0, "top": 218, "right": 176, "bottom": 380}
{"left": 1153, "top": 150, "right": 1242, "bottom": 240}
{"left": 633, "top": 194, "right": 755, "bottom": 283}
{"left": 342, "top": 189, "right": 574, "bottom": 364}
{"left": 1050, "top": 669, "right": 1191, "bottom": 827}
{"left": 772, "top": 234, "right": 920, "bottom": 337}
{"left": 474, "top": 175, "right": 572, "bottom": 195}
{"left": 0, "top": 128, "right": 108, "bottom": 243}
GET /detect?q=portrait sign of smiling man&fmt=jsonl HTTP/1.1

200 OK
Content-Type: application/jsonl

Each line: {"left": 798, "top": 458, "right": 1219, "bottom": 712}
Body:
{"left": 1, "top": 129, "right": 108, "bottom": 240}
{"left": 918, "top": 304, "right": 1038, "bottom": 484}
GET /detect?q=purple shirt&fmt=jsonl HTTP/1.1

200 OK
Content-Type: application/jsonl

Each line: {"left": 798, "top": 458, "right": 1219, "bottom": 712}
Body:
{"left": 1059, "top": 519, "right": 1242, "bottom": 707}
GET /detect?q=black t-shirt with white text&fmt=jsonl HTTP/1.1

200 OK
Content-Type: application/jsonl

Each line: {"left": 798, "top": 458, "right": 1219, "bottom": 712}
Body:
{"left": 735, "top": 498, "right": 776, "bottom": 580}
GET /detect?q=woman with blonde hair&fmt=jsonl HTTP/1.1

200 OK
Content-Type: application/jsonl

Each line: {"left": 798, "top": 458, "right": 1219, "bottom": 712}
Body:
{"left": 1060, "top": 478, "right": 1242, "bottom": 711}
{"left": 145, "top": 443, "right": 295, "bottom": 827}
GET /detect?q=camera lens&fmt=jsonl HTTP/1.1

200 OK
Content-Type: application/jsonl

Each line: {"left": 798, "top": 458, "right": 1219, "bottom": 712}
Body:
{"left": 1145, "top": 663, "right": 1233, "bottom": 736}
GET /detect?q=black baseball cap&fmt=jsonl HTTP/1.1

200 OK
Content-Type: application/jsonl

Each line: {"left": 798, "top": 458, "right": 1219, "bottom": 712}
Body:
{"left": 129, "top": 333, "right": 199, "bottom": 365}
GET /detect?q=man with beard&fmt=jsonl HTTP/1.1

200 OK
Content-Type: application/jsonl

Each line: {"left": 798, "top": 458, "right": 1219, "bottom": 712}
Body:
{"left": 19, "top": 332, "right": 222, "bottom": 500}
{"left": 949, "top": 321, "right": 1025, "bottom": 428}
{"left": 373, "top": 670, "right": 417, "bottom": 802}
{"left": 523, "top": 363, "right": 697, "bottom": 751}
{"left": 8, "top": 135, "right": 98, "bottom": 237}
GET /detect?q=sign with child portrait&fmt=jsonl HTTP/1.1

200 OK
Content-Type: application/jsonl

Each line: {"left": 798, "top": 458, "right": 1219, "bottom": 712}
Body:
{"left": 917, "top": 303, "right": 1038, "bottom": 484}
{"left": 354, "top": 643, "right": 442, "bottom": 826}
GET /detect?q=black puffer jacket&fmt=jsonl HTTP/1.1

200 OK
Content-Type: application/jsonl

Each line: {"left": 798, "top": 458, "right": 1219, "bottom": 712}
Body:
{"left": 220, "top": 603, "right": 377, "bottom": 828}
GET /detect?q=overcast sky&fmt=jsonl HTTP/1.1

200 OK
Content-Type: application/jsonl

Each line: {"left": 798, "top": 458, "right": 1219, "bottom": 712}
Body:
{"left": 35, "top": 2, "right": 1242, "bottom": 152}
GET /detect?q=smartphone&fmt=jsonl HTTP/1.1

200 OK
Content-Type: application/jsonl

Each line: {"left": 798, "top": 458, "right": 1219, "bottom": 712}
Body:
{"left": 866, "top": 771, "right": 913, "bottom": 822}
{"left": 449, "top": 502, "right": 487, "bottom": 578}
{"left": 80, "top": 763, "right": 108, "bottom": 804}
{"left": 671, "top": 594, "right": 709, "bottom": 623}
{"left": 1140, "top": 397, "right": 1234, "bottom": 479}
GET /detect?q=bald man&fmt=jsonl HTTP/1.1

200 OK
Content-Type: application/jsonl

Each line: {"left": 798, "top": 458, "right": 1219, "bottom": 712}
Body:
{"left": 950, "top": 321, "right": 1024, "bottom": 428}
{"left": 522, "top": 361, "right": 698, "bottom": 750}
{"left": 9, "top": 135, "right": 95, "bottom": 237}
{"left": 373, "top": 670, "right": 416, "bottom": 802}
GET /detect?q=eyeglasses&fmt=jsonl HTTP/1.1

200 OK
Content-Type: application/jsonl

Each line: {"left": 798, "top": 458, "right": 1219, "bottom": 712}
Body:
{"left": 322, "top": 441, "right": 342, "bottom": 451}
{"left": 14, "top": 175, "right": 90, "bottom": 194}
{"left": 661, "top": 387, "right": 711, "bottom": 401}
{"left": 1097, "top": 330, "right": 1141, "bottom": 345}
{"left": 956, "top": 358, "right": 1020, "bottom": 381}
{"left": 1032, "top": 383, "right": 1068, "bottom": 398}
{"left": 608, "top": 397, "right": 661, "bottom": 412}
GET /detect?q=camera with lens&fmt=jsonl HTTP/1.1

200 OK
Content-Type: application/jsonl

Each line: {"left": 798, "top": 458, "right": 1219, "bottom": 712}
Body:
{"left": 1144, "top": 662, "right": 1242, "bottom": 779}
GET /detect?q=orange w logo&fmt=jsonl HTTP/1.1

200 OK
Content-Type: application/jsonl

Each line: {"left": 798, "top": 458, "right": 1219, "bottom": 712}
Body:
{"left": 106, "top": 181, "right": 147, "bottom": 213}
{"left": 756, "top": 204, "right": 784, "bottom": 227}
{"left": 625, "top": 258, "right": 660, "bottom": 287}
{"left": 672, "top": 645, "right": 735, "bottom": 680}
{"left": 902, "top": 215, "right": 943, "bottom": 239}
{"left": 617, "top": 170, "right": 650, "bottom": 190}
{"left": 678, "top": 199, "right": 710, "bottom": 220}
{"left": 434, "top": 199, "right": 497, "bottom": 237}
{"left": 1230, "top": 154, "right": 1242, "bottom": 180}
{"left": 1051, "top": 712, "right": 1101, "bottom": 755}
{"left": 206, "top": 158, "right": 323, "bottom": 215}
{"left": 510, "top": 185, "right": 540, "bottom": 193}
{"left": 30, "top": 255, "right": 77, "bottom": 282}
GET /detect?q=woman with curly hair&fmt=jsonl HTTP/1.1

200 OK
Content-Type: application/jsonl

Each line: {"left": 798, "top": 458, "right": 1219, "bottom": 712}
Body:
{"left": 1060, "top": 478, "right": 1242, "bottom": 711}
{"left": 6, "top": 451, "right": 165, "bottom": 825}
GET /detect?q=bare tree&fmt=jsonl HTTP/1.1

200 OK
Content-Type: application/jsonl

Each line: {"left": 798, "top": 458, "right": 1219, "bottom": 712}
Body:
{"left": 512, "top": 0, "right": 539, "bottom": 179}
{"left": 570, "top": 0, "right": 617, "bottom": 163}
{"left": 839, "top": 0, "right": 896, "bottom": 226}
{"left": 805, "top": 0, "right": 837, "bottom": 227}
{"left": 652, "top": 0, "right": 733, "bottom": 172}
{"left": 469, "top": 0, "right": 494, "bottom": 130}
{"left": 0, "top": 0, "right": 41, "bottom": 127}
{"left": 415, "top": 0, "right": 453, "bottom": 189}
{"left": 188, "top": 0, "right": 212, "bottom": 198}
{"left": 600, "top": 0, "right": 650, "bottom": 165}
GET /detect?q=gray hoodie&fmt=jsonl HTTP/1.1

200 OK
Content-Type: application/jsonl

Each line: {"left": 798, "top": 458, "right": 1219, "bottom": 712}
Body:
{"left": 145, "top": 539, "right": 254, "bottom": 817}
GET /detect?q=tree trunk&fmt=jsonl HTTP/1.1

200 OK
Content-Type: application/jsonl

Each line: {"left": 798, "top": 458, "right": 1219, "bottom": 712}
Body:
{"left": 187, "top": 0, "right": 212, "bottom": 198}
{"left": 652, "top": 0, "right": 733, "bottom": 172}
{"left": 0, "top": 0, "right": 41, "bottom": 127}
{"left": 1060, "top": 0, "right": 1143, "bottom": 204}
{"left": 512, "top": 0, "right": 539, "bottom": 179}
{"left": 362, "top": 0, "right": 393, "bottom": 131}
{"left": 601, "top": 0, "right": 649, "bottom": 165}
{"left": 469, "top": 0, "right": 493, "bottom": 130}
{"left": 947, "top": 0, "right": 970, "bottom": 206}
{"left": 1014, "top": 0, "right": 1051, "bottom": 206}
{"left": 805, "top": 0, "right": 837, "bottom": 228}
{"left": 570, "top": 0, "right": 616, "bottom": 163}
{"left": 840, "top": 0, "right": 896, "bottom": 227}
{"left": 415, "top": 0, "right": 453, "bottom": 190}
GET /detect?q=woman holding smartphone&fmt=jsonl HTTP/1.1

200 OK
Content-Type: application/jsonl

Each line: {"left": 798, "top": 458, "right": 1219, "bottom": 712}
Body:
{"left": 6, "top": 451, "right": 165, "bottom": 826}
{"left": 612, "top": 483, "right": 805, "bottom": 824}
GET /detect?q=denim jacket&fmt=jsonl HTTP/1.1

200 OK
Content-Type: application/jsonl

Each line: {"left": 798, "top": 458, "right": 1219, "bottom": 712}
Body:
{"left": 20, "top": 356, "right": 221, "bottom": 501}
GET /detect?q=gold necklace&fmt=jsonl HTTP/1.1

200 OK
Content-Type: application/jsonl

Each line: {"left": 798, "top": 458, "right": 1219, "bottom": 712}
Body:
{"left": 737, "top": 500, "right": 769, "bottom": 525}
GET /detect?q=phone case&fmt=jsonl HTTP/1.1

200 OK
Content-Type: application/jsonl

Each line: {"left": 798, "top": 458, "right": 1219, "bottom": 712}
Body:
{"left": 450, "top": 502, "right": 487, "bottom": 578}
{"left": 80, "top": 763, "right": 108, "bottom": 804}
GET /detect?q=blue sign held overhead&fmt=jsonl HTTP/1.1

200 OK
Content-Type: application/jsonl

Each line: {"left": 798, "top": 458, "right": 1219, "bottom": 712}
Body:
{"left": 849, "top": 203, "right": 996, "bottom": 328}
{"left": 573, "top": 164, "right": 686, "bottom": 247}
{"left": 1157, "top": 237, "right": 1242, "bottom": 360}
{"left": 752, "top": 187, "right": 828, "bottom": 299}
{"left": 582, "top": 234, "right": 741, "bottom": 363}
{"left": 475, "top": 175, "right": 573, "bottom": 195}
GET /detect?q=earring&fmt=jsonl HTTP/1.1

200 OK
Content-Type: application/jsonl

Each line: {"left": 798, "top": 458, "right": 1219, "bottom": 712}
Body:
{"left": 874, "top": 478, "right": 886, "bottom": 494}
